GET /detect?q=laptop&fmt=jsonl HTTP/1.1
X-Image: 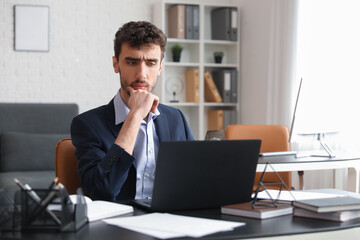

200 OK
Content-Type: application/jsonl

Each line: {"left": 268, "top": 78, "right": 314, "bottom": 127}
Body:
{"left": 133, "top": 139, "right": 261, "bottom": 212}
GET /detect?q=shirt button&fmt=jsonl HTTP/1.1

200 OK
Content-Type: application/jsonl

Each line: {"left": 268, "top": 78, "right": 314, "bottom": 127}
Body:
{"left": 146, "top": 173, "right": 150, "bottom": 178}
{"left": 149, "top": 149, "right": 153, "bottom": 153}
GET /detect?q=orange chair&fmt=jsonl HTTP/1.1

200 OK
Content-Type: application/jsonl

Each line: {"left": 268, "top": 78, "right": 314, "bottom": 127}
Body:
{"left": 55, "top": 138, "right": 82, "bottom": 194}
{"left": 225, "top": 125, "right": 292, "bottom": 191}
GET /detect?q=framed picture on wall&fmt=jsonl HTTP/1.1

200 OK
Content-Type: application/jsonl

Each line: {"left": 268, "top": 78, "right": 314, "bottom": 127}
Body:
{"left": 14, "top": 5, "right": 49, "bottom": 52}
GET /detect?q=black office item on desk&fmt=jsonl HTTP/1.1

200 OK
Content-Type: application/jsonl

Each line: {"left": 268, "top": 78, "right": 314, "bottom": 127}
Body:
{"left": 205, "top": 130, "right": 225, "bottom": 140}
{"left": 20, "top": 186, "right": 87, "bottom": 232}
{"left": 0, "top": 189, "right": 20, "bottom": 231}
{"left": 133, "top": 140, "right": 261, "bottom": 212}
{"left": 252, "top": 162, "right": 294, "bottom": 208}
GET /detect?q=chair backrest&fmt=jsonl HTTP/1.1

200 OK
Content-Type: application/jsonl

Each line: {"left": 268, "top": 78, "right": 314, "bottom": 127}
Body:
{"left": 225, "top": 124, "right": 291, "bottom": 190}
{"left": 55, "top": 138, "right": 81, "bottom": 194}
{"left": 225, "top": 125, "right": 290, "bottom": 153}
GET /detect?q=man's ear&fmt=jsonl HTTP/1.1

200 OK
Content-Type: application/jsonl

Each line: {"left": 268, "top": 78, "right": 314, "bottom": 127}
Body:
{"left": 112, "top": 56, "right": 120, "bottom": 73}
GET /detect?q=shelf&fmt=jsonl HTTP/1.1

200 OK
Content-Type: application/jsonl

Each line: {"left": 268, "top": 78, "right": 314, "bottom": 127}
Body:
{"left": 154, "top": 1, "right": 240, "bottom": 139}
{"left": 205, "top": 63, "right": 238, "bottom": 68}
{"left": 166, "top": 102, "right": 200, "bottom": 107}
{"left": 165, "top": 62, "right": 200, "bottom": 67}
{"left": 167, "top": 38, "right": 200, "bottom": 44}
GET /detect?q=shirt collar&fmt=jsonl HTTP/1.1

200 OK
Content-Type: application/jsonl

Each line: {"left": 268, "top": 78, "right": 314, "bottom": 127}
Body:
{"left": 114, "top": 90, "right": 160, "bottom": 125}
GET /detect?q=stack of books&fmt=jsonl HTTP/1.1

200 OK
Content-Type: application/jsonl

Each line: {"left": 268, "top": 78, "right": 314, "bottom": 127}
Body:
{"left": 292, "top": 196, "right": 360, "bottom": 222}
{"left": 221, "top": 201, "right": 293, "bottom": 219}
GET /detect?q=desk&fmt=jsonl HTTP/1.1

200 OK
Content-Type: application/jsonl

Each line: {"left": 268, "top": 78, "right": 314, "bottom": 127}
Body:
{"left": 257, "top": 155, "right": 360, "bottom": 193}
{"left": 1, "top": 206, "right": 360, "bottom": 240}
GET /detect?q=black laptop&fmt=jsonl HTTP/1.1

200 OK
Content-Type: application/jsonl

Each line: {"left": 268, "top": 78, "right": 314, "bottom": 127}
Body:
{"left": 133, "top": 140, "right": 261, "bottom": 212}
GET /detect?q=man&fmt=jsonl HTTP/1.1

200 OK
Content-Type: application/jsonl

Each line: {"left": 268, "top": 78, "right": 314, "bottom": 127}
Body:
{"left": 71, "top": 21, "right": 194, "bottom": 202}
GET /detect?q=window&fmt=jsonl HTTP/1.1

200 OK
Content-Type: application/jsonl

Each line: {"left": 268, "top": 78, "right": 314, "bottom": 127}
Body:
{"left": 294, "top": 0, "right": 360, "bottom": 152}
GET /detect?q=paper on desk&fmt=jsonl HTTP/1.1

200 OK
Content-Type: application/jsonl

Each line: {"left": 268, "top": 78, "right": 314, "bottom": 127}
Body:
{"left": 253, "top": 189, "right": 346, "bottom": 202}
{"left": 103, "top": 213, "right": 245, "bottom": 239}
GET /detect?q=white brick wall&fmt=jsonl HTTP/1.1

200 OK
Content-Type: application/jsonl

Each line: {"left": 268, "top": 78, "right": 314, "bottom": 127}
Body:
{"left": 0, "top": 0, "right": 157, "bottom": 113}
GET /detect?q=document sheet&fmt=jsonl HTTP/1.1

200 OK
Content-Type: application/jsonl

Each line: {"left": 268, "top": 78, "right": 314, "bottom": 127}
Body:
{"left": 103, "top": 213, "right": 245, "bottom": 239}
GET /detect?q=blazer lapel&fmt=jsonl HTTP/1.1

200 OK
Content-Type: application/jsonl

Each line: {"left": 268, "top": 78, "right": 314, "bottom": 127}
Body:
{"left": 105, "top": 99, "right": 122, "bottom": 138}
{"left": 155, "top": 113, "right": 170, "bottom": 142}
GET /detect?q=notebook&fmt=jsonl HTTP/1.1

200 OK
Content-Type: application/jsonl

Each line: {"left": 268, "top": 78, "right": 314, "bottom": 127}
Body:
{"left": 133, "top": 140, "right": 261, "bottom": 212}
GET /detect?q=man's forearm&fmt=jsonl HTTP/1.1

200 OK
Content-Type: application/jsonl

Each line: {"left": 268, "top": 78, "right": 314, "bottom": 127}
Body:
{"left": 115, "top": 111, "right": 143, "bottom": 155}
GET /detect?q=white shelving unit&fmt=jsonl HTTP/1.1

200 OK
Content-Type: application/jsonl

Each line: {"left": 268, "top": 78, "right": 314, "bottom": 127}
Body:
{"left": 153, "top": 0, "right": 240, "bottom": 139}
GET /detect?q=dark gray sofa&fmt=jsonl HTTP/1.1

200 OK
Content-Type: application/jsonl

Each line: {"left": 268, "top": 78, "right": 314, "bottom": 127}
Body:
{"left": 0, "top": 103, "right": 78, "bottom": 199}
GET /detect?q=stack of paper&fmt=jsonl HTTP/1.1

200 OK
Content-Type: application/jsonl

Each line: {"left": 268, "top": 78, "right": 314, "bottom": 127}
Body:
{"left": 103, "top": 213, "right": 244, "bottom": 239}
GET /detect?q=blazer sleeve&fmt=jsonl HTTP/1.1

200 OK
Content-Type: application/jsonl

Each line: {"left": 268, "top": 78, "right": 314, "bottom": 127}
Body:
{"left": 71, "top": 115, "right": 135, "bottom": 201}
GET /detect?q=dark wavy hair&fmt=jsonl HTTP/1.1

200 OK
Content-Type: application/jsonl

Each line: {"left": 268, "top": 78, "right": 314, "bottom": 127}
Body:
{"left": 114, "top": 21, "right": 167, "bottom": 61}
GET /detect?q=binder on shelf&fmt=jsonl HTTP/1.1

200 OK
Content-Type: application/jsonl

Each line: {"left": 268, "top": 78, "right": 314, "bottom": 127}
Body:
{"left": 168, "top": 4, "right": 185, "bottom": 39}
{"left": 185, "top": 69, "right": 200, "bottom": 103}
{"left": 211, "top": 7, "right": 237, "bottom": 41}
{"left": 208, "top": 110, "right": 224, "bottom": 130}
{"left": 192, "top": 5, "right": 200, "bottom": 40}
{"left": 212, "top": 70, "right": 232, "bottom": 103}
{"left": 204, "top": 72, "right": 222, "bottom": 103}
{"left": 223, "top": 110, "right": 237, "bottom": 130}
{"left": 230, "top": 8, "right": 238, "bottom": 41}
{"left": 211, "top": 7, "right": 231, "bottom": 41}
{"left": 185, "top": 5, "right": 193, "bottom": 39}
{"left": 230, "top": 69, "right": 238, "bottom": 103}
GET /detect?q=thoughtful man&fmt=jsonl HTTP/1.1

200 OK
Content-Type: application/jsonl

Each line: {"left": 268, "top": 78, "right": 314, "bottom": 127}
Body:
{"left": 71, "top": 21, "right": 193, "bottom": 202}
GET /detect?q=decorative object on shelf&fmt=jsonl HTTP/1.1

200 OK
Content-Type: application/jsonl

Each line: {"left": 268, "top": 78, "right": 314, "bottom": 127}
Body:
{"left": 171, "top": 44, "right": 183, "bottom": 62}
{"left": 166, "top": 76, "right": 184, "bottom": 103}
{"left": 213, "top": 51, "right": 224, "bottom": 63}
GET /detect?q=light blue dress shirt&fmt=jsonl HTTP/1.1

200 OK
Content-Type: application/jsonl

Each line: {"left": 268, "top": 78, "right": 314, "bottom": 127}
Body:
{"left": 113, "top": 90, "right": 160, "bottom": 199}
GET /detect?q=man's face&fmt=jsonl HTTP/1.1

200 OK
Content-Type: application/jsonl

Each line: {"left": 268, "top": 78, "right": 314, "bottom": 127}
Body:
{"left": 112, "top": 42, "right": 162, "bottom": 101}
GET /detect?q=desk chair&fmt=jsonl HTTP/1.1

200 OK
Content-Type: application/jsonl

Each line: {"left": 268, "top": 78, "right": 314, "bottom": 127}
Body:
{"left": 225, "top": 125, "right": 292, "bottom": 191}
{"left": 55, "top": 138, "right": 81, "bottom": 194}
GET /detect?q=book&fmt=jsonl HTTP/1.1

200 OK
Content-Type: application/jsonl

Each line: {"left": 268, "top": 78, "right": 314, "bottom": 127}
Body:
{"left": 208, "top": 110, "right": 224, "bottom": 130}
{"left": 293, "top": 207, "right": 360, "bottom": 222}
{"left": 204, "top": 71, "right": 222, "bottom": 102}
{"left": 221, "top": 201, "right": 293, "bottom": 219}
{"left": 253, "top": 189, "right": 346, "bottom": 202}
{"left": 87, "top": 200, "right": 133, "bottom": 222}
{"left": 168, "top": 5, "right": 185, "bottom": 39}
{"left": 185, "top": 69, "right": 200, "bottom": 102}
{"left": 292, "top": 196, "right": 360, "bottom": 213}
{"left": 69, "top": 195, "right": 133, "bottom": 222}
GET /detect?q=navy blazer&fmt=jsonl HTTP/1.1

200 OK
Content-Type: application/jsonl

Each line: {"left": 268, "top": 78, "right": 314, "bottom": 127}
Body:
{"left": 71, "top": 99, "right": 194, "bottom": 201}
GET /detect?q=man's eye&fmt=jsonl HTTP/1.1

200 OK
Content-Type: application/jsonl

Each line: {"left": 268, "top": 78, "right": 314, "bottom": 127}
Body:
{"left": 147, "top": 61, "right": 156, "bottom": 66}
{"left": 127, "top": 61, "right": 137, "bottom": 65}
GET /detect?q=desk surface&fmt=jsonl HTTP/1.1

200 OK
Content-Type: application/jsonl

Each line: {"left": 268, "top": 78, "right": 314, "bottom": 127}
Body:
{"left": 2, "top": 206, "right": 360, "bottom": 240}
{"left": 258, "top": 154, "right": 360, "bottom": 164}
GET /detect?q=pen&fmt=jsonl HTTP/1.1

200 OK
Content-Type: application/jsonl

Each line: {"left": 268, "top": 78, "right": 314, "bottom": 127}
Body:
{"left": 14, "top": 178, "right": 41, "bottom": 203}
{"left": 48, "top": 177, "right": 58, "bottom": 190}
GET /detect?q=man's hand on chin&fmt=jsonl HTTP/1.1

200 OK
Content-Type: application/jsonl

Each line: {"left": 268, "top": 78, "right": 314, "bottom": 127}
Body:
{"left": 126, "top": 86, "right": 159, "bottom": 118}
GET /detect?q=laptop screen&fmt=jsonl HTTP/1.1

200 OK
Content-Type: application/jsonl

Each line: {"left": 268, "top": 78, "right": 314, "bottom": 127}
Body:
{"left": 145, "top": 140, "right": 261, "bottom": 211}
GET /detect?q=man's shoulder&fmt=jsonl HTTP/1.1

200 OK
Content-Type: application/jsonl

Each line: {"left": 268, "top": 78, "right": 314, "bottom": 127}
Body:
{"left": 74, "top": 100, "right": 114, "bottom": 121}
{"left": 158, "top": 103, "right": 180, "bottom": 114}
